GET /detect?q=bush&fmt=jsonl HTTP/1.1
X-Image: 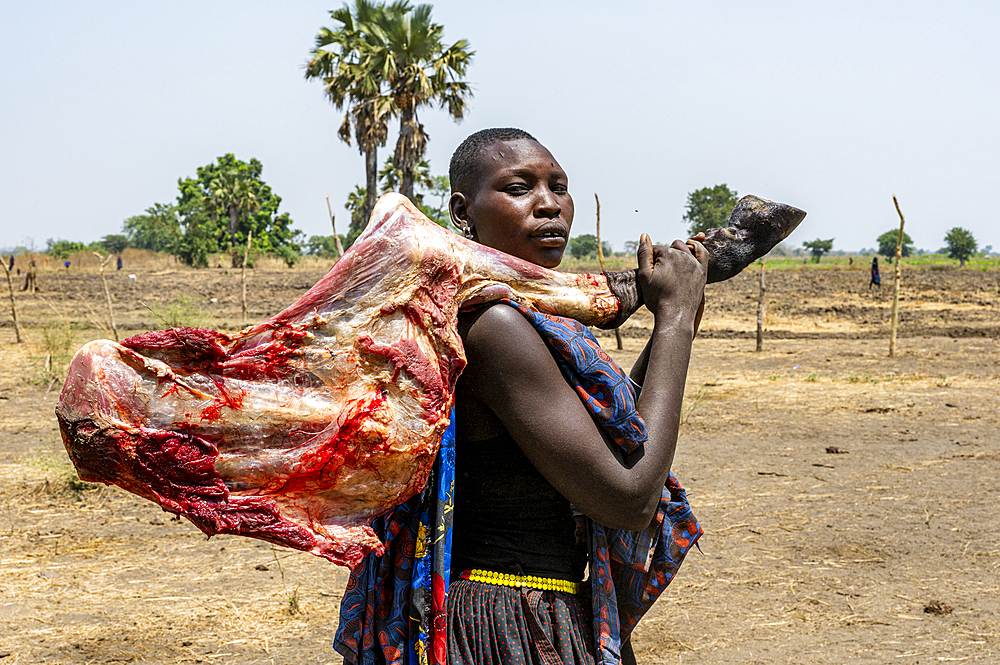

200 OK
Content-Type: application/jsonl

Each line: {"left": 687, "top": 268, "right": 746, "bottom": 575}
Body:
{"left": 273, "top": 244, "right": 300, "bottom": 268}
{"left": 306, "top": 235, "right": 343, "bottom": 258}
{"left": 46, "top": 239, "right": 87, "bottom": 260}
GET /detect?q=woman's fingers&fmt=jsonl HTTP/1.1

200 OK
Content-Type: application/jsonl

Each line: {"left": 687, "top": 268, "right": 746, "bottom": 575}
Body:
{"left": 671, "top": 239, "right": 709, "bottom": 275}
{"left": 636, "top": 235, "right": 707, "bottom": 281}
{"left": 670, "top": 239, "right": 690, "bottom": 253}
{"left": 637, "top": 233, "right": 654, "bottom": 271}
{"left": 686, "top": 239, "right": 709, "bottom": 269}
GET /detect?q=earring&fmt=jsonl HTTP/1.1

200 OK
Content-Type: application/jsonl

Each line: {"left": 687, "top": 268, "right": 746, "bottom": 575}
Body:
{"left": 463, "top": 225, "right": 475, "bottom": 240}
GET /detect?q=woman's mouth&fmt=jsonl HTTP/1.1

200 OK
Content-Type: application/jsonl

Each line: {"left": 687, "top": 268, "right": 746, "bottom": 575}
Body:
{"left": 531, "top": 225, "right": 568, "bottom": 247}
{"left": 532, "top": 233, "right": 566, "bottom": 248}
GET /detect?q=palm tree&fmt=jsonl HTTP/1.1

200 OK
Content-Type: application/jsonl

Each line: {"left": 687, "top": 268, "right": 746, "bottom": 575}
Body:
{"left": 368, "top": 3, "right": 473, "bottom": 200}
{"left": 209, "top": 168, "right": 259, "bottom": 265}
{"left": 378, "top": 156, "right": 433, "bottom": 195}
{"left": 305, "top": 0, "right": 396, "bottom": 227}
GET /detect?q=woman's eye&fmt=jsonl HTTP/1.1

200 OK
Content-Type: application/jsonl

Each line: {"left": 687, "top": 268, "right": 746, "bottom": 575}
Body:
{"left": 504, "top": 183, "right": 529, "bottom": 194}
{"left": 552, "top": 183, "right": 568, "bottom": 194}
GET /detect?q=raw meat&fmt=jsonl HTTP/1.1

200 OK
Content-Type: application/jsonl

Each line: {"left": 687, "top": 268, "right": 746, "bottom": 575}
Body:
{"left": 56, "top": 193, "right": 803, "bottom": 567}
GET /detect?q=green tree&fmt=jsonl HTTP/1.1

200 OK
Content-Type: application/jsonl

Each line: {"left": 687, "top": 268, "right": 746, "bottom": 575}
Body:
{"left": 100, "top": 234, "right": 130, "bottom": 255}
{"left": 802, "top": 238, "right": 834, "bottom": 263}
{"left": 568, "top": 235, "right": 597, "bottom": 259}
{"left": 175, "top": 154, "right": 300, "bottom": 267}
{"left": 683, "top": 184, "right": 739, "bottom": 236}
{"left": 943, "top": 227, "right": 977, "bottom": 267}
{"left": 876, "top": 229, "right": 914, "bottom": 259}
{"left": 420, "top": 174, "right": 451, "bottom": 226}
{"left": 46, "top": 239, "right": 87, "bottom": 260}
{"left": 209, "top": 168, "right": 260, "bottom": 258}
{"left": 306, "top": 235, "right": 345, "bottom": 258}
{"left": 378, "top": 157, "right": 450, "bottom": 225}
{"left": 306, "top": 0, "right": 395, "bottom": 228}
{"left": 567, "top": 234, "right": 611, "bottom": 259}
{"left": 379, "top": 156, "right": 433, "bottom": 197}
{"left": 123, "top": 203, "right": 181, "bottom": 253}
{"left": 362, "top": 2, "right": 473, "bottom": 200}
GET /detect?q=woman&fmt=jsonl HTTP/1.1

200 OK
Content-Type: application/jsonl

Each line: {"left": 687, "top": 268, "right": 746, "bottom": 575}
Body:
{"left": 444, "top": 128, "right": 707, "bottom": 665}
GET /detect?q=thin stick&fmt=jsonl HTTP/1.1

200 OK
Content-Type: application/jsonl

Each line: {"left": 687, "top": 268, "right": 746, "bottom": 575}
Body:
{"left": 889, "top": 196, "right": 905, "bottom": 357}
{"left": 756, "top": 259, "right": 766, "bottom": 352}
{"left": 326, "top": 196, "right": 345, "bottom": 259}
{"left": 595, "top": 193, "right": 623, "bottom": 350}
{"left": 241, "top": 230, "right": 253, "bottom": 327}
{"left": 138, "top": 300, "right": 171, "bottom": 328}
{"left": 93, "top": 252, "right": 118, "bottom": 341}
{"left": 1, "top": 258, "right": 24, "bottom": 342}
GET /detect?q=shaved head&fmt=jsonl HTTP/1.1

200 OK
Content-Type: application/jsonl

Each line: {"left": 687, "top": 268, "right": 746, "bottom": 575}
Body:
{"left": 449, "top": 127, "right": 538, "bottom": 196}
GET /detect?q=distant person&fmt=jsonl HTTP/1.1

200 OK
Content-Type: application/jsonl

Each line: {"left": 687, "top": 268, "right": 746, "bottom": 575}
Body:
{"left": 7, "top": 255, "right": 13, "bottom": 272}
{"left": 64, "top": 260, "right": 70, "bottom": 270}
{"left": 22, "top": 258, "right": 38, "bottom": 293}
{"left": 117, "top": 256, "right": 123, "bottom": 270}
{"left": 848, "top": 257, "right": 853, "bottom": 266}
{"left": 869, "top": 257, "right": 881, "bottom": 290}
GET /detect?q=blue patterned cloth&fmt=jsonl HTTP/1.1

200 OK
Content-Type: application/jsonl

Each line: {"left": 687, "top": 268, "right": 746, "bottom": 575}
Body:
{"left": 334, "top": 415, "right": 455, "bottom": 665}
{"left": 334, "top": 301, "right": 702, "bottom": 665}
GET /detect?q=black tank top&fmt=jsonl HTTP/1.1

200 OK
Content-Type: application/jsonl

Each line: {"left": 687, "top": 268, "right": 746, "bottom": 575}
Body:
{"left": 451, "top": 430, "right": 588, "bottom": 581}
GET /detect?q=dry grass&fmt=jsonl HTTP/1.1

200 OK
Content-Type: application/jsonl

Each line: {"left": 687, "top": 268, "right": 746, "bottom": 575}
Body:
{"left": 0, "top": 449, "right": 348, "bottom": 664}
{"left": 0, "top": 263, "right": 997, "bottom": 663}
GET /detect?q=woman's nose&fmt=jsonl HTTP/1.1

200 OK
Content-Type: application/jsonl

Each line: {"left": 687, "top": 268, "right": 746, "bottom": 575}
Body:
{"left": 534, "top": 188, "right": 561, "bottom": 217}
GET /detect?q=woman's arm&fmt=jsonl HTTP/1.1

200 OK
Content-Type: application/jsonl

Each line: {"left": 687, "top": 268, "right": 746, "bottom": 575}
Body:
{"left": 629, "top": 292, "right": 703, "bottom": 386}
{"left": 630, "top": 232, "right": 706, "bottom": 387}
{"left": 461, "top": 235, "right": 707, "bottom": 531}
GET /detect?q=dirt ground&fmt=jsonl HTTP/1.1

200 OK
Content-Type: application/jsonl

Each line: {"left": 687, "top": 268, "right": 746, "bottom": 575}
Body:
{"left": 1, "top": 262, "right": 997, "bottom": 664}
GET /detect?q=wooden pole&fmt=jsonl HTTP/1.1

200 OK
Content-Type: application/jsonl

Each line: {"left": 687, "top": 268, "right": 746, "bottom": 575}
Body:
{"left": 755, "top": 259, "right": 766, "bottom": 352}
{"left": 595, "top": 193, "right": 623, "bottom": 350}
{"left": 93, "top": 252, "right": 119, "bottom": 341}
{"left": 889, "top": 195, "right": 905, "bottom": 357}
{"left": 241, "top": 230, "right": 253, "bottom": 327}
{"left": 1, "top": 258, "right": 24, "bottom": 343}
{"left": 326, "top": 196, "right": 345, "bottom": 258}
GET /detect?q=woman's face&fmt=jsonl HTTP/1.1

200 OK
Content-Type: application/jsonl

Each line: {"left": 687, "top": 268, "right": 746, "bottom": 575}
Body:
{"left": 456, "top": 139, "right": 574, "bottom": 268}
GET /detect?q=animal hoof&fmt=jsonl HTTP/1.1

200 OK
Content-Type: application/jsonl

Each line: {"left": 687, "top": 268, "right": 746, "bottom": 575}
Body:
{"left": 704, "top": 195, "right": 806, "bottom": 283}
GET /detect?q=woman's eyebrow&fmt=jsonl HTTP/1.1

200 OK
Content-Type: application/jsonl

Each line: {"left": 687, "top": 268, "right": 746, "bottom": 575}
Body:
{"left": 496, "top": 167, "right": 536, "bottom": 178}
{"left": 497, "top": 167, "right": 566, "bottom": 179}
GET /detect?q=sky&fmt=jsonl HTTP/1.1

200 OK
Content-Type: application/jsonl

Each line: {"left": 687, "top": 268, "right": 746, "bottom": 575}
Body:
{"left": 2, "top": 1, "right": 998, "bottom": 254}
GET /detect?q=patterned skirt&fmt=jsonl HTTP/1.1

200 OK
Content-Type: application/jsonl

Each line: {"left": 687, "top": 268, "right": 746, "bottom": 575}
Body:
{"left": 447, "top": 578, "right": 595, "bottom": 665}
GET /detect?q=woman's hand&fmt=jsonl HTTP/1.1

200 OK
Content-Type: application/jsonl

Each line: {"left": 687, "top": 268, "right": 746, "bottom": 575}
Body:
{"left": 636, "top": 233, "right": 708, "bottom": 325}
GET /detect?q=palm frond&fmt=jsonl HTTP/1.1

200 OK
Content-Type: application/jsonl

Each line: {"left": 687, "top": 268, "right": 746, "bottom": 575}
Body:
{"left": 338, "top": 114, "right": 353, "bottom": 145}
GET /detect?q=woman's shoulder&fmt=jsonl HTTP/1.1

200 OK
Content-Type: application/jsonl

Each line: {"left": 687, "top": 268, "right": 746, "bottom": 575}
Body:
{"left": 459, "top": 303, "right": 541, "bottom": 355}
{"left": 456, "top": 303, "right": 552, "bottom": 439}
{"left": 458, "top": 303, "right": 567, "bottom": 400}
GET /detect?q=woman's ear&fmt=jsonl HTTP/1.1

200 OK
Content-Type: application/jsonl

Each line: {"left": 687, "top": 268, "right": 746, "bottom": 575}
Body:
{"left": 450, "top": 192, "right": 470, "bottom": 232}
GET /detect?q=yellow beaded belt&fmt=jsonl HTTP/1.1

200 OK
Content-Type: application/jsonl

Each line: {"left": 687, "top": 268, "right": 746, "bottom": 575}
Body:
{"left": 459, "top": 569, "right": 582, "bottom": 595}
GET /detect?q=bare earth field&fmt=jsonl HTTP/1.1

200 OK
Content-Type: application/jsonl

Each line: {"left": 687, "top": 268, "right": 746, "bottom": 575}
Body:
{"left": 1, "top": 262, "right": 997, "bottom": 664}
